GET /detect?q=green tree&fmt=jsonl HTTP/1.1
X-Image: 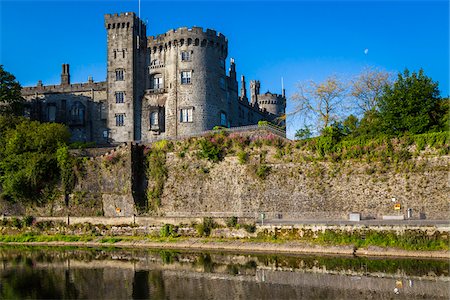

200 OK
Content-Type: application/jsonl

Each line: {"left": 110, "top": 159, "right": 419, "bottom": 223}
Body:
{"left": 0, "top": 119, "right": 70, "bottom": 202}
{"left": 0, "top": 65, "right": 24, "bottom": 116}
{"left": 378, "top": 69, "right": 442, "bottom": 135}
{"left": 294, "top": 126, "right": 312, "bottom": 140}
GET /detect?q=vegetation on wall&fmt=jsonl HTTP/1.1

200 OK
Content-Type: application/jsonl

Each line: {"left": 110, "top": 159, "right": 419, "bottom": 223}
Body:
{"left": 145, "top": 140, "right": 170, "bottom": 211}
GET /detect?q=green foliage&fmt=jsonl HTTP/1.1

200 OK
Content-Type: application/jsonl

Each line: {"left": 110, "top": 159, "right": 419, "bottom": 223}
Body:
{"left": 316, "top": 229, "right": 448, "bottom": 251}
{"left": 243, "top": 223, "right": 256, "bottom": 233}
{"left": 56, "top": 144, "right": 75, "bottom": 195}
{"left": 159, "top": 224, "right": 178, "bottom": 238}
{"left": 146, "top": 147, "right": 168, "bottom": 211}
{"left": 294, "top": 126, "right": 312, "bottom": 140}
{"left": 379, "top": 68, "right": 442, "bottom": 135}
{"left": 255, "top": 164, "right": 271, "bottom": 179}
{"left": 226, "top": 216, "right": 238, "bottom": 228}
{"left": 0, "top": 65, "right": 24, "bottom": 116}
{"left": 196, "top": 217, "right": 216, "bottom": 237}
{"left": 0, "top": 118, "right": 70, "bottom": 202}
{"left": 237, "top": 151, "right": 248, "bottom": 164}
{"left": 197, "top": 135, "right": 225, "bottom": 162}
{"left": 22, "top": 215, "right": 34, "bottom": 227}
{"left": 69, "top": 141, "right": 96, "bottom": 149}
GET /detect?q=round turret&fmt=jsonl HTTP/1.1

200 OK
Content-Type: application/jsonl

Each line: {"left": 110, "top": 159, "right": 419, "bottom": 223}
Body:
{"left": 257, "top": 91, "right": 286, "bottom": 117}
{"left": 144, "top": 27, "right": 230, "bottom": 138}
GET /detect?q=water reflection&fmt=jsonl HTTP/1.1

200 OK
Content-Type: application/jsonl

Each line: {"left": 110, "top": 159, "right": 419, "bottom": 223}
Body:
{"left": 0, "top": 246, "right": 448, "bottom": 299}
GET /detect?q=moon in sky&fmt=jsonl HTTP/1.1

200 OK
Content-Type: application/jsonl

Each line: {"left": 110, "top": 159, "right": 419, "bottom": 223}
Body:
{"left": 364, "top": 48, "right": 369, "bottom": 55}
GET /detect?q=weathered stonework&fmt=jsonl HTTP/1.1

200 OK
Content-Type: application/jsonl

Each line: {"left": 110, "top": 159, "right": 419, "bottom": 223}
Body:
{"left": 20, "top": 12, "right": 286, "bottom": 144}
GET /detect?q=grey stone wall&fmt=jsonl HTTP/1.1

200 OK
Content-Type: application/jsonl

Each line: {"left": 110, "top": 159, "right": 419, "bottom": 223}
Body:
{"left": 154, "top": 152, "right": 449, "bottom": 220}
{"left": 22, "top": 82, "right": 108, "bottom": 143}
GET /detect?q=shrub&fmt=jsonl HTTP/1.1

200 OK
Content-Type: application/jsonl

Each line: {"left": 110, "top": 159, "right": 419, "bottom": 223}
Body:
{"left": 243, "top": 223, "right": 256, "bottom": 233}
{"left": 256, "top": 164, "right": 271, "bottom": 179}
{"left": 237, "top": 151, "right": 248, "bottom": 164}
{"left": 22, "top": 215, "right": 34, "bottom": 227}
{"left": 11, "top": 217, "right": 22, "bottom": 228}
{"left": 198, "top": 137, "right": 223, "bottom": 162}
{"left": 226, "top": 216, "right": 238, "bottom": 228}
{"left": 160, "top": 224, "right": 178, "bottom": 238}
{"left": 196, "top": 217, "right": 216, "bottom": 237}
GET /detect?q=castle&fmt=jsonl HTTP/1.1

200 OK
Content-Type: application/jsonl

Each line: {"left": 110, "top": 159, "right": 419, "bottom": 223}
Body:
{"left": 21, "top": 12, "right": 286, "bottom": 144}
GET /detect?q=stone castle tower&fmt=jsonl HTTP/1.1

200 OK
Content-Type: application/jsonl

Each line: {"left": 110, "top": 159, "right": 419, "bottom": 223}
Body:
{"left": 21, "top": 12, "right": 286, "bottom": 144}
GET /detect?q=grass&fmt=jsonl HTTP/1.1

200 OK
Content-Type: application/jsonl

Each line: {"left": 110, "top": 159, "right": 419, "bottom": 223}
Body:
{"left": 0, "top": 227, "right": 447, "bottom": 252}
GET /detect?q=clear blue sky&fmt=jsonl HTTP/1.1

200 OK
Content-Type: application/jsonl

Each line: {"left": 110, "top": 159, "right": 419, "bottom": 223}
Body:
{"left": 1, "top": 0, "right": 448, "bottom": 138}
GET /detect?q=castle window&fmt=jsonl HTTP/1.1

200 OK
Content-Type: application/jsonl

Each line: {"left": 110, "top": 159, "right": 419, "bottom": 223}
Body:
{"left": 47, "top": 104, "right": 56, "bottom": 122}
{"left": 115, "top": 69, "right": 124, "bottom": 81}
{"left": 150, "top": 111, "right": 158, "bottom": 126}
{"left": 220, "top": 112, "right": 227, "bottom": 127}
{"left": 220, "top": 77, "right": 226, "bottom": 90}
{"left": 181, "top": 51, "right": 191, "bottom": 61}
{"left": 181, "top": 71, "right": 191, "bottom": 84}
{"left": 150, "top": 111, "right": 159, "bottom": 128}
{"left": 122, "top": 49, "right": 126, "bottom": 58}
{"left": 115, "top": 91, "right": 124, "bottom": 103}
{"left": 220, "top": 58, "right": 225, "bottom": 69}
{"left": 114, "top": 50, "right": 117, "bottom": 59}
{"left": 69, "top": 101, "right": 85, "bottom": 125}
{"left": 150, "top": 74, "right": 163, "bottom": 89}
{"left": 180, "top": 108, "right": 193, "bottom": 123}
{"left": 100, "top": 101, "right": 107, "bottom": 120}
{"left": 23, "top": 105, "right": 31, "bottom": 118}
{"left": 194, "top": 38, "right": 199, "bottom": 46}
{"left": 115, "top": 114, "right": 125, "bottom": 126}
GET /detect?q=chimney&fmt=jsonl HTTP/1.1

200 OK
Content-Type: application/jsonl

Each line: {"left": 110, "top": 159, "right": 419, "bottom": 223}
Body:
{"left": 61, "top": 64, "right": 70, "bottom": 85}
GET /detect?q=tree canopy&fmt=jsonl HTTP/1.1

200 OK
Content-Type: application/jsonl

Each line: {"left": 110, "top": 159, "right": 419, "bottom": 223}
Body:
{"left": 378, "top": 68, "right": 442, "bottom": 135}
{"left": 0, "top": 65, "right": 24, "bottom": 116}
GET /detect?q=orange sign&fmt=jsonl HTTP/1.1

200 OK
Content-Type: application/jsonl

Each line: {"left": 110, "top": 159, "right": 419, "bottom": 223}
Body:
{"left": 394, "top": 203, "right": 401, "bottom": 210}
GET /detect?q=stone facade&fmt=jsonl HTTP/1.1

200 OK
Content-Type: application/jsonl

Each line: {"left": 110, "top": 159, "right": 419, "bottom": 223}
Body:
{"left": 21, "top": 12, "right": 286, "bottom": 144}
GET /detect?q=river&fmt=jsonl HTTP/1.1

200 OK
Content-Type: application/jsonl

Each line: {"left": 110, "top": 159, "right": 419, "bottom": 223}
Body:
{"left": 0, "top": 246, "right": 448, "bottom": 299}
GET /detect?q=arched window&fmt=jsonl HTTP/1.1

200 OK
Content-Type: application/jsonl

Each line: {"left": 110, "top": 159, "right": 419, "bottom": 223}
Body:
{"left": 70, "top": 101, "right": 85, "bottom": 125}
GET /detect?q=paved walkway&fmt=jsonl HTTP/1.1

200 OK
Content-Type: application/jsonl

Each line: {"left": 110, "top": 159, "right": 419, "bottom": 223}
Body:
{"left": 261, "top": 219, "right": 450, "bottom": 226}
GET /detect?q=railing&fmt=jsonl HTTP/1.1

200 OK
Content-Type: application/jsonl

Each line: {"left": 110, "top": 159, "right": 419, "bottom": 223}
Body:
{"left": 145, "top": 88, "right": 167, "bottom": 94}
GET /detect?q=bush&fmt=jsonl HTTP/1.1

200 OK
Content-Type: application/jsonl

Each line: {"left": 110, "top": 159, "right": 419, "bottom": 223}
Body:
{"left": 196, "top": 217, "right": 216, "bottom": 237}
{"left": 22, "top": 215, "right": 34, "bottom": 227}
{"left": 237, "top": 151, "right": 248, "bottom": 164}
{"left": 160, "top": 224, "right": 178, "bottom": 238}
{"left": 256, "top": 164, "right": 271, "bottom": 179}
{"left": 226, "top": 216, "right": 238, "bottom": 228}
{"left": 243, "top": 223, "right": 256, "bottom": 233}
{"left": 11, "top": 217, "right": 22, "bottom": 228}
{"left": 198, "top": 138, "right": 223, "bottom": 162}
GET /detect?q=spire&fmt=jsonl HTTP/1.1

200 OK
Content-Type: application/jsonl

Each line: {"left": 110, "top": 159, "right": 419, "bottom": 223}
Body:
{"left": 240, "top": 75, "right": 247, "bottom": 102}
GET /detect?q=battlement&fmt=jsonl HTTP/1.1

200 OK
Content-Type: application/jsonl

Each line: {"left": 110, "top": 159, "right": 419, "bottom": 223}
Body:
{"left": 21, "top": 81, "right": 107, "bottom": 96}
{"left": 147, "top": 26, "right": 227, "bottom": 49}
{"left": 104, "top": 12, "right": 145, "bottom": 30}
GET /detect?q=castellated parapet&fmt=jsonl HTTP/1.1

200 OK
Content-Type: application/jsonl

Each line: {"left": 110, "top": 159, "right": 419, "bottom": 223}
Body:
{"left": 20, "top": 11, "right": 286, "bottom": 144}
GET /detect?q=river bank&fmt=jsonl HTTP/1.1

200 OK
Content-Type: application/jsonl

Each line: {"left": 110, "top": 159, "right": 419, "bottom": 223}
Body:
{"left": 1, "top": 216, "right": 448, "bottom": 259}
{"left": 1, "top": 236, "right": 449, "bottom": 259}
